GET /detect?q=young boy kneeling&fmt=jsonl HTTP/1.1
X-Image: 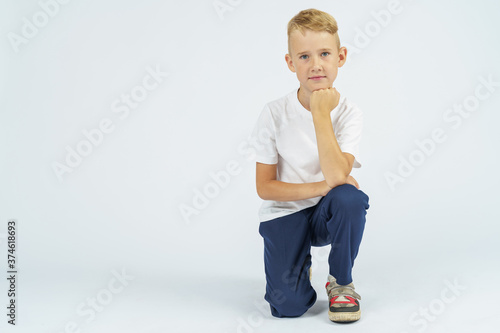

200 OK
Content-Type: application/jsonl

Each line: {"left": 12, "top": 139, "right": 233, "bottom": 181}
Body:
{"left": 251, "top": 8, "right": 370, "bottom": 323}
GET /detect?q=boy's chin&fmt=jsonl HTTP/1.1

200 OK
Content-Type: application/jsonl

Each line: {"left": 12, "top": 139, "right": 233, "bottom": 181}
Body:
{"left": 309, "top": 84, "right": 333, "bottom": 92}
{"left": 312, "top": 86, "right": 331, "bottom": 91}
{"left": 300, "top": 82, "right": 333, "bottom": 94}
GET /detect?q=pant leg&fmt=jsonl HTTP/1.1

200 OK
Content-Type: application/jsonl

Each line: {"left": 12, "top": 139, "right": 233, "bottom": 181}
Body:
{"left": 308, "top": 184, "right": 370, "bottom": 285}
{"left": 259, "top": 209, "right": 317, "bottom": 318}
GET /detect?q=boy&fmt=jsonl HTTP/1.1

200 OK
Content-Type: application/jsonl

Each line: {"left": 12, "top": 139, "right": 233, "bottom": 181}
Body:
{"left": 251, "top": 9, "right": 370, "bottom": 323}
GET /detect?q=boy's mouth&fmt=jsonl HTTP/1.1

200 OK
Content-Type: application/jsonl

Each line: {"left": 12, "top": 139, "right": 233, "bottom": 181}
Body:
{"left": 309, "top": 76, "right": 326, "bottom": 81}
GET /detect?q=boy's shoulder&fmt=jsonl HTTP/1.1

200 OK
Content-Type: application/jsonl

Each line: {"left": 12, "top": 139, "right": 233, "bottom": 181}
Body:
{"left": 264, "top": 89, "right": 297, "bottom": 111}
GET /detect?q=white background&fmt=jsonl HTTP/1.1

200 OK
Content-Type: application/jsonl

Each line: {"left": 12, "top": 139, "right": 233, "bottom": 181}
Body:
{"left": 1, "top": 0, "right": 499, "bottom": 332}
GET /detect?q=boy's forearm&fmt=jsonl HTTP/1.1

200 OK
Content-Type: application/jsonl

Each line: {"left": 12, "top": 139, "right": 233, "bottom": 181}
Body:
{"left": 312, "top": 114, "right": 350, "bottom": 187}
{"left": 258, "top": 179, "right": 328, "bottom": 202}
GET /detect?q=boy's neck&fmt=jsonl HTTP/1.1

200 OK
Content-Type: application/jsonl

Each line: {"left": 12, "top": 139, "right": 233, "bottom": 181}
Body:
{"left": 297, "top": 87, "right": 312, "bottom": 112}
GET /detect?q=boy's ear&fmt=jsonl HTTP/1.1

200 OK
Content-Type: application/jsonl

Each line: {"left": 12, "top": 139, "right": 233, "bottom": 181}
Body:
{"left": 338, "top": 47, "right": 347, "bottom": 68}
{"left": 285, "top": 54, "right": 296, "bottom": 73}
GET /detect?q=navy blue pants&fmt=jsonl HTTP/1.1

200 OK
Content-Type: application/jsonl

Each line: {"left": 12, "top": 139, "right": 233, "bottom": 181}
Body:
{"left": 259, "top": 184, "right": 370, "bottom": 318}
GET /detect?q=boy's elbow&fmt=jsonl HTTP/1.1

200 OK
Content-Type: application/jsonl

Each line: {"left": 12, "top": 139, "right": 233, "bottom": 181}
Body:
{"left": 256, "top": 187, "right": 265, "bottom": 200}
{"left": 256, "top": 182, "right": 270, "bottom": 200}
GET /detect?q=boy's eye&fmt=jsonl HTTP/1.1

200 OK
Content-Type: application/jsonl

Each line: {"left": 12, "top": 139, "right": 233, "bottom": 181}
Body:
{"left": 299, "top": 55, "right": 309, "bottom": 60}
{"left": 321, "top": 52, "right": 330, "bottom": 57}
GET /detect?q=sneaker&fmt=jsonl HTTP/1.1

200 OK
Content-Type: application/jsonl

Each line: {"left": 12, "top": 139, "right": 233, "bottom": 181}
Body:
{"left": 325, "top": 275, "right": 361, "bottom": 322}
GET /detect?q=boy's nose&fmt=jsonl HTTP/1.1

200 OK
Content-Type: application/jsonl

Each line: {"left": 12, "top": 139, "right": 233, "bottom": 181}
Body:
{"left": 311, "top": 56, "right": 322, "bottom": 71}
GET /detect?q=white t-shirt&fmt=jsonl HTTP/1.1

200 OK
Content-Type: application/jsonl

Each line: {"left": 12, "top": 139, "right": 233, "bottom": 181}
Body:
{"left": 251, "top": 88, "right": 364, "bottom": 223}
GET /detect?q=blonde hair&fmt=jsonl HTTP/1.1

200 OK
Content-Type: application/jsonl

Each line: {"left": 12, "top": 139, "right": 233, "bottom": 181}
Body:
{"left": 287, "top": 9, "right": 341, "bottom": 53}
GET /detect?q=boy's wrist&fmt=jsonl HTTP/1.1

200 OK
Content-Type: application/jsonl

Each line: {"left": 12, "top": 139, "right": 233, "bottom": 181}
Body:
{"left": 311, "top": 111, "right": 331, "bottom": 120}
{"left": 316, "top": 180, "right": 332, "bottom": 196}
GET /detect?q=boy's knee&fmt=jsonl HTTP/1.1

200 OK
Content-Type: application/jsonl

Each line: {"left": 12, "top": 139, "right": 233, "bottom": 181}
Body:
{"left": 267, "top": 289, "right": 316, "bottom": 318}
{"left": 325, "top": 184, "right": 369, "bottom": 211}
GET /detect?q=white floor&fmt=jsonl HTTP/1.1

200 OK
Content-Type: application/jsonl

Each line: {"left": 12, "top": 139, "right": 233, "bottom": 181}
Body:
{"left": 4, "top": 240, "right": 499, "bottom": 333}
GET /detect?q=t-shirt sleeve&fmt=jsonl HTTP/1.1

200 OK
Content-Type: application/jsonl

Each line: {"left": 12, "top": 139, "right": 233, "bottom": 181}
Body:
{"left": 336, "top": 105, "right": 364, "bottom": 168}
{"left": 250, "top": 105, "right": 278, "bottom": 165}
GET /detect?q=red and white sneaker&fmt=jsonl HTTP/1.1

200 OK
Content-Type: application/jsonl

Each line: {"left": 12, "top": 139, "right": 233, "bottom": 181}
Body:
{"left": 325, "top": 275, "right": 361, "bottom": 322}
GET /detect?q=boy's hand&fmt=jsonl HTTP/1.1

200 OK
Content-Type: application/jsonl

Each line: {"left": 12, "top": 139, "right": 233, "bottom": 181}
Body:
{"left": 319, "top": 175, "right": 359, "bottom": 196}
{"left": 346, "top": 175, "right": 360, "bottom": 189}
{"left": 310, "top": 87, "right": 340, "bottom": 116}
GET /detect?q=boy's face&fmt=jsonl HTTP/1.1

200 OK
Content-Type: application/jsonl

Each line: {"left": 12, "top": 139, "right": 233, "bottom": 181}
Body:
{"left": 285, "top": 29, "right": 347, "bottom": 95}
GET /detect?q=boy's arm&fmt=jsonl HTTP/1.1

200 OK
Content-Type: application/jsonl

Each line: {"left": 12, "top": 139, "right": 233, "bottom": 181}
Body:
{"left": 256, "top": 163, "right": 360, "bottom": 201}
{"left": 256, "top": 162, "right": 331, "bottom": 201}
{"left": 310, "top": 88, "right": 354, "bottom": 188}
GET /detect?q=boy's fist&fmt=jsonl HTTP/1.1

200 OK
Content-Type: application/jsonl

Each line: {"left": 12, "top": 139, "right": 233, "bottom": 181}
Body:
{"left": 346, "top": 175, "right": 360, "bottom": 189}
{"left": 310, "top": 87, "right": 340, "bottom": 116}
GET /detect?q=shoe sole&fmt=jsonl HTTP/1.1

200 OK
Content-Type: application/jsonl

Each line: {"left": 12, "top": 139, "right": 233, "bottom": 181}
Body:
{"left": 328, "top": 309, "right": 361, "bottom": 322}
